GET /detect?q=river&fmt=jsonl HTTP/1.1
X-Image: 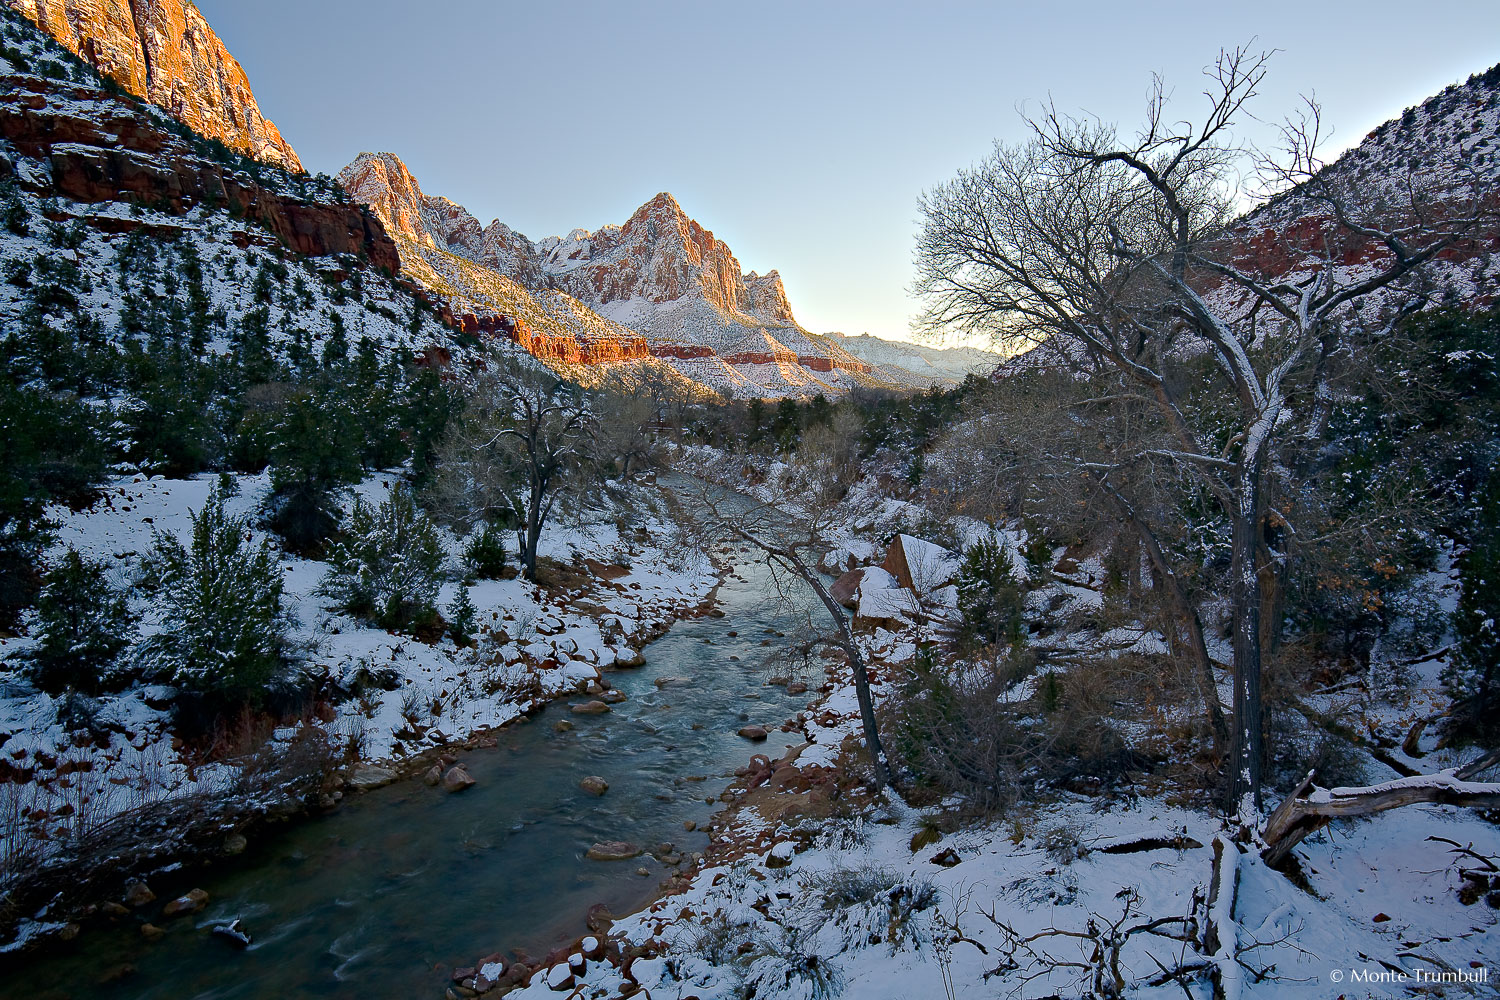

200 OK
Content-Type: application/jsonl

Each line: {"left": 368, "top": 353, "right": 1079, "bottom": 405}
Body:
{"left": 3, "top": 547, "right": 817, "bottom": 1000}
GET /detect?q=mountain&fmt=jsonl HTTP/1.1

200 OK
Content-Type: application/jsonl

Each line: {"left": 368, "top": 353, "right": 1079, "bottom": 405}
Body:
{"left": 5, "top": 0, "right": 302, "bottom": 172}
{"left": 0, "top": 3, "right": 446, "bottom": 377}
{"left": 828, "top": 332, "right": 1001, "bottom": 382}
{"left": 340, "top": 151, "right": 928, "bottom": 397}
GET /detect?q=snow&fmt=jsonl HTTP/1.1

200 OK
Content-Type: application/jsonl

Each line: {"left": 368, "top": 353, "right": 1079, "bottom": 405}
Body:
{"left": 0, "top": 470, "right": 719, "bottom": 859}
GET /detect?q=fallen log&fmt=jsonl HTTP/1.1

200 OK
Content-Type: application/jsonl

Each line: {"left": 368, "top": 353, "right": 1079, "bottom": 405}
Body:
{"left": 1262, "top": 752, "right": 1500, "bottom": 868}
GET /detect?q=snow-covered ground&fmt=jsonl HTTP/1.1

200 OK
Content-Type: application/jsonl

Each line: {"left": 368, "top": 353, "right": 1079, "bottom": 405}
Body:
{"left": 489, "top": 632, "right": 1500, "bottom": 1000}
{"left": 0, "top": 471, "right": 718, "bottom": 861}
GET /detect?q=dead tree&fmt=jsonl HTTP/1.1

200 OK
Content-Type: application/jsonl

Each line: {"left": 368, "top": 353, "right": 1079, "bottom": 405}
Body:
{"left": 1261, "top": 749, "right": 1500, "bottom": 867}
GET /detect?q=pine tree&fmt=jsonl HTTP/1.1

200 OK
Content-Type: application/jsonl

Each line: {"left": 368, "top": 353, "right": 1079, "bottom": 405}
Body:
{"left": 320, "top": 483, "right": 444, "bottom": 631}
{"left": 140, "top": 488, "right": 288, "bottom": 722}
{"left": 264, "top": 388, "right": 361, "bottom": 556}
{"left": 953, "top": 536, "right": 1026, "bottom": 653}
{"left": 448, "top": 586, "right": 476, "bottom": 646}
{"left": 27, "top": 548, "right": 136, "bottom": 695}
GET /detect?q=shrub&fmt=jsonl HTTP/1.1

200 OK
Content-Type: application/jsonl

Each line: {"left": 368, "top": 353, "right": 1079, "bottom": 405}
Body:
{"left": 26, "top": 549, "right": 135, "bottom": 695}
{"left": 463, "top": 522, "right": 508, "bottom": 579}
{"left": 139, "top": 488, "right": 288, "bottom": 724}
{"left": 320, "top": 484, "right": 444, "bottom": 631}
{"left": 952, "top": 535, "right": 1025, "bottom": 653}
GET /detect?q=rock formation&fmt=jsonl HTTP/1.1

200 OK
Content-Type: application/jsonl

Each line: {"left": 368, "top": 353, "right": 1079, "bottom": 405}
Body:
{"left": 0, "top": 70, "right": 395, "bottom": 271}
{"left": 6, "top": 0, "right": 302, "bottom": 171}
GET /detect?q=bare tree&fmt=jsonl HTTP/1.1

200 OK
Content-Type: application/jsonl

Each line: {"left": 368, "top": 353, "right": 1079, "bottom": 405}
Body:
{"left": 914, "top": 46, "right": 1492, "bottom": 815}
{"left": 431, "top": 362, "right": 592, "bottom": 583}
{"left": 686, "top": 450, "right": 891, "bottom": 790}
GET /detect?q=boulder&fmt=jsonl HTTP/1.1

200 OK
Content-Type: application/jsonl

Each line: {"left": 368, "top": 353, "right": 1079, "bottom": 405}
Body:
{"left": 123, "top": 882, "right": 155, "bottom": 908}
{"left": 601, "top": 689, "right": 628, "bottom": 704}
{"left": 586, "top": 841, "right": 642, "bottom": 861}
{"left": 422, "top": 764, "right": 444, "bottom": 786}
{"left": 570, "top": 701, "right": 610, "bottom": 715}
{"left": 737, "top": 725, "right": 768, "bottom": 741}
{"left": 162, "top": 888, "right": 209, "bottom": 918}
{"left": 349, "top": 764, "right": 399, "bottom": 791}
{"left": 579, "top": 776, "right": 609, "bottom": 796}
{"left": 830, "top": 568, "right": 867, "bottom": 609}
{"left": 442, "top": 766, "right": 476, "bottom": 792}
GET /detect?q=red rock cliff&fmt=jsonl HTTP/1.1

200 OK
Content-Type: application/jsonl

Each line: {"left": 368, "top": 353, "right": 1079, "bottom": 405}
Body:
{"left": 7, "top": 0, "right": 302, "bottom": 172}
{"left": 0, "top": 72, "right": 394, "bottom": 271}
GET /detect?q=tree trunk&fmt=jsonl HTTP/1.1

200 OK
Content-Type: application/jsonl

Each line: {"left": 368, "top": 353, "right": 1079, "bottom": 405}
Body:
{"left": 792, "top": 560, "right": 891, "bottom": 790}
{"left": 521, "top": 477, "right": 544, "bottom": 583}
{"left": 1130, "top": 518, "right": 1228, "bottom": 757}
{"left": 1229, "top": 460, "right": 1267, "bottom": 814}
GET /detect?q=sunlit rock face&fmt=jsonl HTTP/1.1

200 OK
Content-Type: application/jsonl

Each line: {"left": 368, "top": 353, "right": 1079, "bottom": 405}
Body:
{"left": 7, "top": 0, "right": 303, "bottom": 171}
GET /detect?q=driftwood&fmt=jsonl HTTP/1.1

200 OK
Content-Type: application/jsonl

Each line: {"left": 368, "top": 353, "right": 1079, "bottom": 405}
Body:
{"left": 1261, "top": 749, "right": 1500, "bottom": 867}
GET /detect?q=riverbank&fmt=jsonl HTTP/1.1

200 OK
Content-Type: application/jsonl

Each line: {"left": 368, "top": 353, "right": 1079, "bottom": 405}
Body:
{"left": 0, "top": 537, "right": 829, "bottom": 999}
{"left": 0, "top": 470, "right": 722, "bottom": 958}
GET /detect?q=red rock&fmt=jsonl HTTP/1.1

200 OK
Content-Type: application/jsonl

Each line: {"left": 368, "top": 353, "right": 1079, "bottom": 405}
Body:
{"left": 12, "top": 0, "right": 302, "bottom": 171}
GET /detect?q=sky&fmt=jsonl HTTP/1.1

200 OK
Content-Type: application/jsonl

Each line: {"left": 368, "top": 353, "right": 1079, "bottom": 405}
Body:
{"left": 195, "top": 0, "right": 1500, "bottom": 346}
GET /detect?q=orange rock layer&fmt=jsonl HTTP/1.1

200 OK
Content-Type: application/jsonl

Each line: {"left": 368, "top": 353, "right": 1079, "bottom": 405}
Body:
{"left": 7, "top": 0, "right": 302, "bottom": 171}
{"left": 0, "top": 73, "right": 395, "bottom": 270}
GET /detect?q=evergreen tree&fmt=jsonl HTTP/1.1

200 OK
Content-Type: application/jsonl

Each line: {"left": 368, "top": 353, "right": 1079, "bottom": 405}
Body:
{"left": 320, "top": 483, "right": 444, "bottom": 631}
{"left": 27, "top": 549, "right": 135, "bottom": 695}
{"left": 953, "top": 536, "right": 1026, "bottom": 653}
{"left": 264, "top": 388, "right": 361, "bottom": 556}
{"left": 448, "top": 585, "right": 476, "bottom": 646}
{"left": 140, "top": 488, "right": 288, "bottom": 722}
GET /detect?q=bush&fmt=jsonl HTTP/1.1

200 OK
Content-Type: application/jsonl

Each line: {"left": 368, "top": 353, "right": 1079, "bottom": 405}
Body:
{"left": 139, "top": 488, "right": 288, "bottom": 723}
{"left": 952, "top": 535, "right": 1025, "bottom": 653}
{"left": 320, "top": 484, "right": 444, "bottom": 631}
{"left": 463, "top": 522, "right": 508, "bottom": 579}
{"left": 26, "top": 549, "right": 135, "bottom": 695}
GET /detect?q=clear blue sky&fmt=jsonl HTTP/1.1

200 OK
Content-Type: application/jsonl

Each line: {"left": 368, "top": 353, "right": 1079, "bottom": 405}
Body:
{"left": 197, "top": 0, "right": 1500, "bottom": 345}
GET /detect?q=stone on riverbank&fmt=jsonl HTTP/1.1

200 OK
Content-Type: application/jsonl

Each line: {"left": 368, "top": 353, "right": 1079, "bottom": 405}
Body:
{"left": 586, "top": 841, "right": 642, "bottom": 861}
{"left": 349, "top": 764, "right": 399, "bottom": 791}
{"left": 123, "top": 882, "right": 155, "bottom": 908}
{"left": 162, "top": 888, "right": 208, "bottom": 918}
{"left": 442, "top": 766, "right": 476, "bottom": 792}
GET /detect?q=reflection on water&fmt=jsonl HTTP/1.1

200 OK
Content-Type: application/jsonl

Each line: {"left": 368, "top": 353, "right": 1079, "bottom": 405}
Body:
{"left": 3, "top": 549, "right": 815, "bottom": 1000}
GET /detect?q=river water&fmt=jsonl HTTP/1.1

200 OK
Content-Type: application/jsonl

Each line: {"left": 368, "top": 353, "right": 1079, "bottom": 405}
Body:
{"left": 5, "top": 548, "right": 817, "bottom": 1000}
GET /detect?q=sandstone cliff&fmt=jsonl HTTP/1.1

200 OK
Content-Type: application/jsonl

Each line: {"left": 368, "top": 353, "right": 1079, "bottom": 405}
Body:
{"left": 6, "top": 0, "right": 302, "bottom": 172}
{"left": 0, "top": 68, "right": 394, "bottom": 271}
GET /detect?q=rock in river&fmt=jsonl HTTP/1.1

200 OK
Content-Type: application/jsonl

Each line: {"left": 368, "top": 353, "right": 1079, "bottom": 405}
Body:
{"left": 586, "top": 841, "right": 642, "bottom": 861}
{"left": 442, "top": 766, "right": 476, "bottom": 792}
{"left": 570, "top": 700, "right": 611, "bottom": 715}
{"left": 162, "top": 888, "right": 208, "bottom": 918}
{"left": 579, "top": 776, "right": 609, "bottom": 796}
{"left": 737, "top": 725, "right": 769, "bottom": 741}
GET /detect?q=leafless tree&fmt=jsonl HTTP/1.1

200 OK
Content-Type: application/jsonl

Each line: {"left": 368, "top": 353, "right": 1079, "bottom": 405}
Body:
{"left": 685, "top": 450, "right": 891, "bottom": 790}
{"left": 914, "top": 46, "right": 1493, "bottom": 815}
{"left": 430, "top": 362, "right": 593, "bottom": 583}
